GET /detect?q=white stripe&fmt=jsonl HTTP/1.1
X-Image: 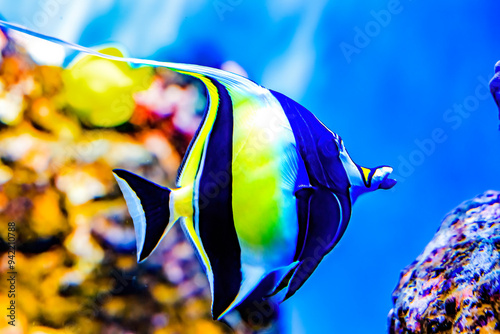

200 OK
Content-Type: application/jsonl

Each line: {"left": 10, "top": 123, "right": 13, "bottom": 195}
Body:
{"left": 114, "top": 175, "right": 147, "bottom": 261}
{"left": 192, "top": 140, "right": 215, "bottom": 301}
{"left": 217, "top": 264, "right": 265, "bottom": 319}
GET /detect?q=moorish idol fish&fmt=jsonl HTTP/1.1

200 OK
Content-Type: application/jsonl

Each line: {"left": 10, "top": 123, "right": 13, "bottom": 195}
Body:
{"left": 113, "top": 69, "right": 397, "bottom": 320}
{"left": 0, "top": 20, "right": 397, "bottom": 324}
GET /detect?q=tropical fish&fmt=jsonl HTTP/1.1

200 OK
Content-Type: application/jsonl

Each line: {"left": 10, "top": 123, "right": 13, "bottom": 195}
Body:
{"left": 0, "top": 19, "right": 396, "bottom": 323}
{"left": 113, "top": 65, "right": 397, "bottom": 320}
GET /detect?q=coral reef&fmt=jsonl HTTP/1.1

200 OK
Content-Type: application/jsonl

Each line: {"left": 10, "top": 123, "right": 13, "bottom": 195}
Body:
{"left": 389, "top": 190, "right": 500, "bottom": 333}
{"left": 0, "top": 29, "right": 242, "bottom": 333}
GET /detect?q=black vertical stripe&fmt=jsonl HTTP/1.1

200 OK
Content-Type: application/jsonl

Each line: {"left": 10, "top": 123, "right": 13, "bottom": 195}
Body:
{"left": 293, "top": 187, "right": 313, "bottom": 261}
{"left": 269, "top": 90, "right": 354, "bottom": 301}
{"left": 270, "top": 90, "right": 351, "bottom": 195}
{"left": 197, "top": 78, "right": 242, "bottom": 319}
{"left": 269, "top": 90, "right": 329, "bottom": 187}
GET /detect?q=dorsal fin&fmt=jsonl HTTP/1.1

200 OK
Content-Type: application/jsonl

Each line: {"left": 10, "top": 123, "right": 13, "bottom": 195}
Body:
{"left": 0, "top": 20, "right": 260, "bottom": 185}
{"left": 0, "top": 19, "right": 259, "bottom": 89}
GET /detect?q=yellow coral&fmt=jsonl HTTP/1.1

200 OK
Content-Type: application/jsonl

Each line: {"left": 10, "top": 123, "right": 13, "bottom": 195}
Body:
{"left": 64, "top": 225, "right": 104, "bottom": 266}
{"left": 29, "top": 98, "right": 81, "bottom": 140}
{"left": 40, "top": 295, "right": 81, "bottom": 327}
{"left": 0, "top": 299, "right": 28, "bottom": 333}
{"left": 30, "top": 189, "right": 68, "bottom": 237}
{"left": 0, "top": 164, "right": 13, "bottom": 185}
{"left": 56, "top": 163, "right": 111, "bottom": 206}
{"left": 62, "top": 47, "right": 153, "bottom": 127}
{"left": 29, "top": 326, "right": 71, "bottom": 334}
{"left": 102, "top": 296, "right": 127, "bottom": 318}
{"left": 0, "top": 35, "right": 226, "bottom": 334}
{"left": 151, "top": 283, "right": 179, "bottom": 305}
{"left": 192, "top": 319, "right": 225, "bottom": 334}
{"left": 115, "top": 255, "right": 136, "bottom": 271}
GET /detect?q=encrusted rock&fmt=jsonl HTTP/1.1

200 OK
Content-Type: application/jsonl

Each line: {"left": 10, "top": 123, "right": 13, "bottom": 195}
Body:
{"left": 389, "top": 191, "right": 500, "bottom": 334}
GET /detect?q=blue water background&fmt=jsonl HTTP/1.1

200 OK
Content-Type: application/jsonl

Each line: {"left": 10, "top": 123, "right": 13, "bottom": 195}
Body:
{"left": 2, "top": 1, "right": 500, "bottom": 333}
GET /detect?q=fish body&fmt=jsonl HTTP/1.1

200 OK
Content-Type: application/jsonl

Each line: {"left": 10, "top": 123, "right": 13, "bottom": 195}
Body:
{"left": 113, "top": 63, "right": 396, "bottom": 321}
{"left": 0, "top": 18, "right": 398, "bottom": 325}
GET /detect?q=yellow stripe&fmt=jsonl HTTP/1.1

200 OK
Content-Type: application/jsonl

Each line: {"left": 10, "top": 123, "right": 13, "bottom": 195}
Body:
{"left": 170, "top": 70, "right": 217, "bottom": 281}
{"left": 175, "top": 71, "right": 220, "bottom": 187}
{"left": 183, "top": 216, "right": 212, "bottom": 274}
{"left": 361, "top": 167, "right": 371, "bottom": 184}
{"left": 229, "top": 87, "right": 297, "bottom": 252}
{"left": 172, "top": 185, "right": 193, "bottom": 220}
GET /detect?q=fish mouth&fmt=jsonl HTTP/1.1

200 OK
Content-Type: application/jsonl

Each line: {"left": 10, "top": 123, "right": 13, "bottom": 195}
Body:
{"left": 378, "top": 167, "right": 397, "bottom": 190}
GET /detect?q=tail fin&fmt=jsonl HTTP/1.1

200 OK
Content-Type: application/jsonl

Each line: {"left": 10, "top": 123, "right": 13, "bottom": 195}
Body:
{"left": 112, "top": 169, "right": 173, "bottom": 262}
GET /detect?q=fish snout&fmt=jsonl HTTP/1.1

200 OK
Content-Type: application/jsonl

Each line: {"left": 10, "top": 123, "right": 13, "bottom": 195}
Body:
{"left": 373, "top": 166, "right": 397, "bottom": 190}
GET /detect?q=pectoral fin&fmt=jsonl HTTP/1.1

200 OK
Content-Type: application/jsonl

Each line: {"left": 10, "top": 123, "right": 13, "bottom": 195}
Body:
{"left": 282, "top": 187, "right": 343, "bottom": 301}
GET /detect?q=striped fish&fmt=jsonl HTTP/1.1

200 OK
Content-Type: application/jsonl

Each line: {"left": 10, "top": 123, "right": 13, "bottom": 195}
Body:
{"left": 0, "top": 18, "right": 397, "bottom": 324}
{"left": 113, "top": 64, "right": 397, "bottom": 321}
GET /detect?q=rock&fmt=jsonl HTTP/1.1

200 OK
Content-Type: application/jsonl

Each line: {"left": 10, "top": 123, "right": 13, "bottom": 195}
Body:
{"left": 389, "top": 190, "right": 500, "bottom": 334}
